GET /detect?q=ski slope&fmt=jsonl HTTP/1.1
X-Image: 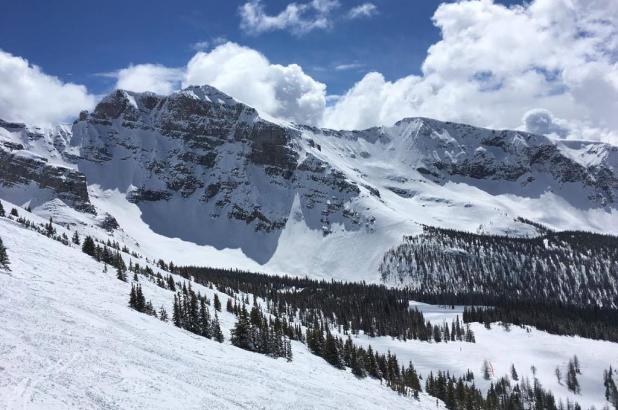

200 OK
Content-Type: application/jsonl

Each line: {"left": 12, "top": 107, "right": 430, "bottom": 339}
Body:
{"left": 0, "top": 206, "right": 438, "bottom": 410}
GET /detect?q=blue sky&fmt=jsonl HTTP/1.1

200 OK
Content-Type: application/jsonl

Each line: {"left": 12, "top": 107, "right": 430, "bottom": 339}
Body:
{"left": 0, "top": 0, "right": 521, "bottom": 96}
{"left": 0, "top": 0, "right": 616, "bottom": 143}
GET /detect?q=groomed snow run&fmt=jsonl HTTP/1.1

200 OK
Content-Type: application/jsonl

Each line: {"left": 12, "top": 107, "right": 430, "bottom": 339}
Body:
{"left": 0, "top": 209, "right": 438, "bottom": 410}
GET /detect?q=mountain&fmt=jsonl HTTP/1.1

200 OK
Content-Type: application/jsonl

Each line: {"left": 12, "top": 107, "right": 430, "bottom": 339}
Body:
{"left": 0, "top": 84, "right": 617, "bottom": 281}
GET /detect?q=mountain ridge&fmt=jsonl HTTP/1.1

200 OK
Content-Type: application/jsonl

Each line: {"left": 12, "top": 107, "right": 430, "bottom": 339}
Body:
{"left": 0, "top": 84, "right": 617, "bottom": 281}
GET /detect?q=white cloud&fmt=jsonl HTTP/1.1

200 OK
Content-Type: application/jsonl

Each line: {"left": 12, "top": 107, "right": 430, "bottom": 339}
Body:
{"left": 0, "top": 50, "right": 95, "bottom": 126}
{"left": 239, "top": 0, "right": 339, "bottom": 35}
{"left": 334, "top": 63, "right": 363, "bottom": 71}
{"left": 346, "top": 3, "right": 377, "bottom": 19}
{"left": 184, "top": 42, "right": 326, "bottom": 125}
{"left": 523, "top": 108, "right": 569, "bottom": 137}
{"left": 113, "top": 64, "right": 183, "bottom": 95}
{"left": 191, "top": 36, "right": 228, "bottom": 51}
{"left": 191, "top": 41, "right": 211, "bottom": 51}
{"left": 324, "top": 0, "right": 618, "bottom": 143}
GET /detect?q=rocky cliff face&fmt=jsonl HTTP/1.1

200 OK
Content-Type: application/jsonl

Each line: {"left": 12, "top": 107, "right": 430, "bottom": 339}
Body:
{"left": 69, "top": 86, "right": 365, "bottom": 262}
{"left": 378, "top": 118, "right": 618, "bottom": 207}
{"left": 0, "top": 120, "right": 94, "bottom": 213}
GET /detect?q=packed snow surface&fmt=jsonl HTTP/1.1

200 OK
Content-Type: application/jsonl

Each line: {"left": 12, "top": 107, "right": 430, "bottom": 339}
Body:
{"left": 0, "top": 208, "right": 438, "bottom": 410}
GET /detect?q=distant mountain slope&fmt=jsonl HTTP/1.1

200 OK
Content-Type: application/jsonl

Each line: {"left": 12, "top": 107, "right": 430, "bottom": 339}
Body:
{"left": 0, "top": 84, "right": 617, "bottom": 280}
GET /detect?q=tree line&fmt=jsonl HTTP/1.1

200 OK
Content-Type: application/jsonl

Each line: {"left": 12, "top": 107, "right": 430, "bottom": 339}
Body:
{"left": 174, "top": 265, "right": 475, "bottom": 344}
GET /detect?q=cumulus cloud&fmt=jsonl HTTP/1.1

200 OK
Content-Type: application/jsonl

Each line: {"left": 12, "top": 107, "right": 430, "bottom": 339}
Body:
{"left": 111, "top": 64, "right": 183, "bottom": 95}
{"left": 324, "top": 0, "right": 618, "bottom": 143}
{"left": 346, "top": 3, "right": 377, "bottom": 19}
{"left": 239, "top": 0, "right": 339, "bottom": 35}
{"left": 0, "top": 50, "right": 95, "bottom": 126}
{"left": 523, "top": 108, "right": 569, "bottom": 137}
{"left": 184, "top": 42, "right": 326, "bottom": 125}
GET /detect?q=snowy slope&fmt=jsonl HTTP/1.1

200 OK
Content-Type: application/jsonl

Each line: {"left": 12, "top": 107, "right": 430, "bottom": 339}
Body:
{"left": 1, "top": 202, "right": 616, "bottom": 409}
{"left": 344, "top": 303, "right": 618, "bottom": 409}
{"left": 0, "top": 207, "right": 438, "bottom": 410}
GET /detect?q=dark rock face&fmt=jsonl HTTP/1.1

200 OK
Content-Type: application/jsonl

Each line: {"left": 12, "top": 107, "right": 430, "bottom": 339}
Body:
{"left": 0, "top": 120, "right": 95, "bottom": 213}
{"left": 395, "top": 119, "right": 617, "bottom": 206}
{"left": 70, "top": 86, "right": 364, "bottom": 262}
{"left": 0, "top": 149, "right": 94, "bottom": 213}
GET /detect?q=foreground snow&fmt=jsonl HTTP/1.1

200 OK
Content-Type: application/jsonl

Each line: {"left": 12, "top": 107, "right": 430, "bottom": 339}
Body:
{"left": 0, "top": 212, "right": 437, "bottom": 409}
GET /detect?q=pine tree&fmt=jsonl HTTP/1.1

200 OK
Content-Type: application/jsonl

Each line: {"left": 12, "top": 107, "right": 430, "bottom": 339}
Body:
{"left": 567, "top": 360, "right": 580, "bottom": 394}
{"left": 214, "top": 294, "right": 221, "bottom": 312}
{"left": 482, "top": 360, "right": 492, "bottom": 380}
{"left": 604, "top": 366, "right": 618, "bottom": 408}
{"left": 231, "top": 305, "right": 251, "bottom": 350}
{"left": 573, "top": 355, "right": 581, "bottom": 374}
{"left": 45, "top": 217, "right": 54, "bottom": 236}
{"left": 82, "top": 236, "right": 96, "bottom": 256}
{"left": 159, "top": 306, "right": 168, "bottom": 322}
{"left": 10, "top": 208, "right": 18, "bottom": 217}
{"left": 212, "top": 312, "right": 224, "bottom": 343}
{"left": 72, "top": 230, "right": 80, "bottom": 245}
{"left": 173, "top": 294, "right": 181, "bottom": 327}
{"left": 511, "top": 364, "right": 519, "bottom": 381}
{"left": 129, "top": 285, "right": 137, "bottom": 309}
{"left": 0, "top": 201, "right": 5, "bottom": 217}
{"left": 199, "top": 299, "right": 211, "bottom": 338}
{"left": 133, "top": 284, "right": 146, "bottom": 312}
{"left": 322, "top": 331, "right": 342, "bottom": 369}
{"left": 0, "top": 237, "right": 9, "bottom": 269}
{"left": 116, "top": 266, "right": 127, "bottom": 282}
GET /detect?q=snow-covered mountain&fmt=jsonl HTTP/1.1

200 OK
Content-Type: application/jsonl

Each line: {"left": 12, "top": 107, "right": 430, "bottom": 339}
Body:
{"left": 1, "top": 84, "right": 617, "bottom": 281}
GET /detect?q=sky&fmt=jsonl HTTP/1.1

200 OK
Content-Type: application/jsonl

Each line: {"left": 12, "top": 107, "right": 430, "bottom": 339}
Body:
{"left": 0, "top": 0, "right": 617, "bottom": 143}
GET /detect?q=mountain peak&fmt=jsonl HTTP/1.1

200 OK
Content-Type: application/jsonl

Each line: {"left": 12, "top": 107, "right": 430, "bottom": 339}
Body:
{"left": 175, "top": 84, "right": 239, "bottom": 107}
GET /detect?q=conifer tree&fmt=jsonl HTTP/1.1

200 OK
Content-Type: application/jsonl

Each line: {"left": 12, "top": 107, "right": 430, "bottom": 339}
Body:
{"left": 82, "top": 236, "right": 96, "bottom": 256}
{"left": 214, "top": 294, "right": 221, "bottom": 312}
{"left": 0, "top": 201, "right": 5, "bottom": 217}
{"left": 0, "top": 237, "right": 9, "bottom": 269}
{"left": 511, "top": 364, "right": 519, "bottom": 381}
{"left": 45, "top": 217, "right": 54, "bottom": 236}
{"left": 212, "top": 312, "right": 224, "bottom": 343}
{"left": 482, "top": 360, "right": 492, "bottom": 380}
{"left": 10, "top": 208, "right": 18, "bottom": 217}
{"left": 159, "top": 306, "right": 168, "bottom": 322}
{"left": 604, "top": 366, "right": 618, "bottom": 407}
{"left": 117, "top": 266, "right": 127, "bottom": 282}
{"left": 567, "top": 360, "right": 580, "bottom": 394}
{"left": 231, "top": 305, "right": 251, "bottom": 350}
{"left": 199, "top": 299, "right": 211, "bottom": 338}
{"left": 173, "top": 294, "right": 181, "bottom": 327}
{"left": 72, "top": 230, "right": 80, "bottom": 245}
{"left": 322, "top": 331, "right": 342, "bottom": 369}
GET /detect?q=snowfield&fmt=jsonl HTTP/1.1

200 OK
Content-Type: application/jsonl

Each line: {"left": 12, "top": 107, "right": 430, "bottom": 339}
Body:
{"left": 346, "top": 302, "right": 618, "bottom": 409}
{"left": 0, "top": 210, "right": 438, "bottom": 410}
